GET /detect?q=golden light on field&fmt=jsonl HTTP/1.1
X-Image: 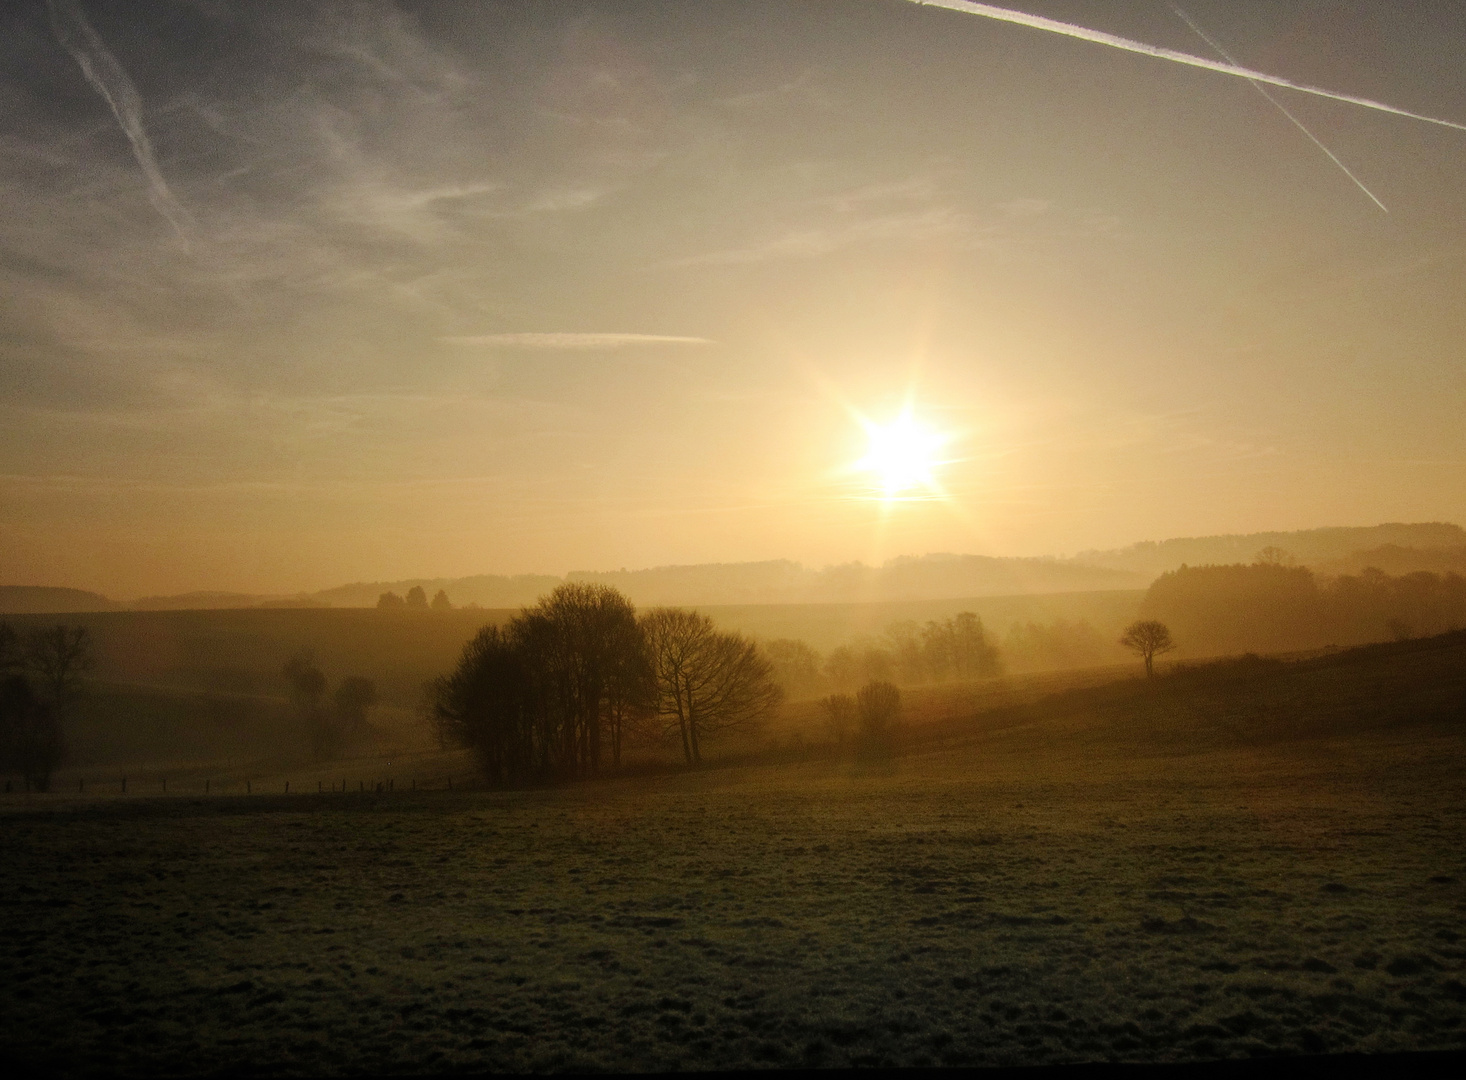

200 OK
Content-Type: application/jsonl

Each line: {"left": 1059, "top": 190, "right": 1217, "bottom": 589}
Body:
{"left": 853, "top": 410, "right": 951, "bottom": 502}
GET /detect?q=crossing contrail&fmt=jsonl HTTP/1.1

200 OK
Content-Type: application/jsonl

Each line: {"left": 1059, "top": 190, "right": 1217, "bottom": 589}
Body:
{"left": 907, "top": 0, "right": 1466, "bottom": 133}
{"left": 1173, "top": 7, "right": 1387, "bottom": 213}
{"left": 48, "top": 0, "right": 191, "bottom": 239}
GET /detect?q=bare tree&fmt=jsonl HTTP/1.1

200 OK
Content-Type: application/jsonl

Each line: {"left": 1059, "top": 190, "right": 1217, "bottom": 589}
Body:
{"left": 333, "top": 676, "right": 378, "bottom": 739}
{"left": 283, "top": 651, "right": 334, "bottom": 757}
{"left": 425, "top": 624, "right": 534, "bottom": 784}
{"left": 428, "top": 585, "right": 651, "bottom": 784}
{"left": 855, "top": 680, "right": 900, "bottom": 760}
{"left": 641, "top": 608, "right": 782, "bottom": 765}
{"left": 1119, "top": 619, "right": 1175, "bottom": 677}
{"left": 818, "top": 692, "right": 857, "bottom": 748}
{"left": 0, "top": 676, "right": 64, "bottom": 792}
{"left": 25, "top": 625, "right": 94, "bottom": 717}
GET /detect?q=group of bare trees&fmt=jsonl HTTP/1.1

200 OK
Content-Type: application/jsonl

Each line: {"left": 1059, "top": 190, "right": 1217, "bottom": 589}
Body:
{"left": 819, "top": 679, "right": 902, "bottom": 761}
{"left": 281, "top": 652, "right": 379, "bottom": 759}
{"left": 426, "top": 584, "right": 782, "bottom": 784}
{"left": 762, "top": 613, "right": 1002, "bottom": 698}
{"left": 0, "top": 622, "right": 93, "bottom": 791}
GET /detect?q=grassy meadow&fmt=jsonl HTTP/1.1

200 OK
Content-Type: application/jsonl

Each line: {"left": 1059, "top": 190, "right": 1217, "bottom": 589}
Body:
{"left": 2, "top": 634, "right": 1465, "bottom": 1073}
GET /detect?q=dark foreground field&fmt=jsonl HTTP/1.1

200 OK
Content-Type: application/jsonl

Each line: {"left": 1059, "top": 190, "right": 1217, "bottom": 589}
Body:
{"left": 3, "top": 639, "right": 1466, "bottom": 1074}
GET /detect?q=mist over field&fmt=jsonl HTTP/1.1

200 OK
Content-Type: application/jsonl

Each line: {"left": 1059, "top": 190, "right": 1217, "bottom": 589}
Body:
{"left": 5, "top": 0, "right": 1466, "bottom": 1074}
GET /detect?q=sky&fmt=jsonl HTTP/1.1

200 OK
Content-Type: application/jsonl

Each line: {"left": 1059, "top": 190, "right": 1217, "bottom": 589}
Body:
{"left": 3, "top": 0, "right": 1465, "bottom": 599}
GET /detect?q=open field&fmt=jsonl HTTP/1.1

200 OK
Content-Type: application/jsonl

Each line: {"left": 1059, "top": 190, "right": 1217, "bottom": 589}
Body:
{"left": 2, "top": 636, "right": 1465, "bottom": 1073}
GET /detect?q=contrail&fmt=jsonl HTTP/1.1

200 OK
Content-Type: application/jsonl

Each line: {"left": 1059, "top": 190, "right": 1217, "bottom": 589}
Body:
{"left": 1173, "top": 7, "right": 1387, "bottom": 213}
{"left": 908, "top": 0, "right": 1466, "bottom": 133}
{"left": 47, "top": 0, "right": 191, "bottom": 239}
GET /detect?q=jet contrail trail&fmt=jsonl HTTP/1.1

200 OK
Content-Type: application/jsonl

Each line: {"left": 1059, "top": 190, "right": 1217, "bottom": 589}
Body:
{"left": 1173, "top": 7, "right": 1387, "bottom": 213}
{"left": 47, "top": 0, "right": 191, "bottom": 239}
{"left": 908, "top": 0, "right": 1466, "bottom": 133}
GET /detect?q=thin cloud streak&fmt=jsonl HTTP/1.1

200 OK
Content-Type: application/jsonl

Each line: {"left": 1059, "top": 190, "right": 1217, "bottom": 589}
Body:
{"left": 46, "top": 0, "right": 191, "bottom": 239}
{"left": 440, "top": 333, "right": 716, "bottom": 349}
{"left": 909, "top": 0, "right": 1466, "bottom": 133}
{"left": 1173, "top": 7, "right": 1388, "bottom": 214}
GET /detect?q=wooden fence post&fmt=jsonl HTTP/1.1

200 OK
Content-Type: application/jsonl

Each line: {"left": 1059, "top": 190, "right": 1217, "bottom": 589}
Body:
{"left": 122, "top": 776, "right": 127, "bottom": 793}
{"left": 285, "top": 781, "right": 290, "bottom": 793}
{"left": 247, "top": 779, "right": 251, "bottom": 794}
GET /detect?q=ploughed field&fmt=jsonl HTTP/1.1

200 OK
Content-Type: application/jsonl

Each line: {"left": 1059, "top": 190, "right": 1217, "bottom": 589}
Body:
{"left": 3, "top": 637, "right": 1466, "bottom": 1073}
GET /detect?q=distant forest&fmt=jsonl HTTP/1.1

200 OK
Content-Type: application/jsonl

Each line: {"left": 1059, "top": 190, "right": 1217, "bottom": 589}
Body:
{"left": 1141, "top": 561, "right": 1466, "bottom": 656}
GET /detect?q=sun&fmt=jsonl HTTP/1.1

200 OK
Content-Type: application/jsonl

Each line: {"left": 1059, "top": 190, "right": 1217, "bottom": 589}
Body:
{"left": 854, "top": 410, "right": 949, "bottom": 499}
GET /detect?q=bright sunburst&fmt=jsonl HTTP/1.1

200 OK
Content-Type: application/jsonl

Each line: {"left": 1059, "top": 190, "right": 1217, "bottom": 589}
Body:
{"left": 854, "top": 410, "right": 949, "bottom": 500}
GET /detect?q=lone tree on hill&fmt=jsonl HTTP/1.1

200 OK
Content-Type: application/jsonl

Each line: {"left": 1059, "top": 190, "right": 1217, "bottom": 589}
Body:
{"left": 1120, "top": 619, "right": 1175, "bottom": 678}
{"left": 405, "top": 586, "right": 429, "bottom": 610}
{"left": 430, "top": 589, "right": 453, "bottom": 611}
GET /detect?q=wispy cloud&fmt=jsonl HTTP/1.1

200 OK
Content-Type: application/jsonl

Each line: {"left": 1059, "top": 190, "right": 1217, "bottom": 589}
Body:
{"left": 909, "top": 0, "right": 1466, "bottom": 132}
{"left": 46, "top": 0, "right": 191, "bottom": 239}
{"left": 440, "top": 333, "right": 716, "bottom": 349}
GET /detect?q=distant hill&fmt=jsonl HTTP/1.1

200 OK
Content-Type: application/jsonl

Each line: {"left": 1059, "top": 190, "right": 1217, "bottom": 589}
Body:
{"left": 1312, "top": 544, "right": 1466, "bottom": 579}
{"left": 310, "top": 574, "right": 564, "bottom": 610}
{"left": 126, "top": 591, "right": 305, "bottom": 611}
{"left": 0, "top": 586, "right": 118, "bottom": 614}
{"left": 566, "top": 556, "right": 1144, "bottom": 606}
{"left": 16, "top": 522, "right": 1463, "bottom": 614}
{"left": 1078, "top": 523, "right": 1466, "bottom": 577}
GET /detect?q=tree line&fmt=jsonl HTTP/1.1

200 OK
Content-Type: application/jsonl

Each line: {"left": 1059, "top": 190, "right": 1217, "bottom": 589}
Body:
{"left": 425, "top": 584, "right": 782, "bottom": 785}
{"left": 1141, "top": 557, "right": 1466, "bottom": 656}
{"left": 377, "top": 585, "right": 457, "bottom": 611}
{"left": 0, "top": 622, "right": 93, "bottom": 791}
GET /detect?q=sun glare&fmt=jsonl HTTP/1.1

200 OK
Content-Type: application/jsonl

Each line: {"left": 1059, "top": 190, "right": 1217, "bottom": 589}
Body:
{"left": 854, "top": 411, "right": 949, "bottom": 500}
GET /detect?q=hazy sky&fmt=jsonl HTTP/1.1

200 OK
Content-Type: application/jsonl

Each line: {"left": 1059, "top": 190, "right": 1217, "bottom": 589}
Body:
{"left": 4, "top": 0, "right": 1465, "bottom": 598}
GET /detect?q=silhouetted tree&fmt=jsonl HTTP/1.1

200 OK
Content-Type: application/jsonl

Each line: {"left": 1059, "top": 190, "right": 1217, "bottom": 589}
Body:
{"left": 0, "top": 623, "right": 79, "bottom": 792}
{"left": 333, "top": 676, "right": 378, "bottom": 739}
{"left": 377, "top": 591, "right": 406, "bottom": 610}
{"left": 405, "top": 586, "right": 429, "bottom": 610}
{"left": 0, "top": 676, "right": 64, "bottom": 792}
{"left": 818, "top": 692, "right": 857, "bottom": 748}
{"left": 518, "top": 584, "right": 652, "bottom": 778}
{"left": 430, "top": 589, "right": 453, "bottom": 611}
{"left": 855, "top": 680, "right": 900, "bottom": 760}
{"left": 427, "top": 584, "right": 652, "bottom": 783}
{"left": 1120, "top": 620, "right": 1175, "bottom": 677}
{"left": 426, "top": 625, "right": 534, "bottom": 784}
{"left": 283, "top": 651, "right": 334, "bottom": 757}
{"left": 25, "top": 624, "right": 94, "bottom": 718}
{"left": 948, "top": 612, "right": 1002, "bottom": 679}
{"left": 641, "top": 607, "right": 782, "bottom": 765}
{"left": 764, "top": 638, "right": 824, "bottom": 699}
{"left": 1254, "top": 546, "right": 1296, "bottom": 567}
